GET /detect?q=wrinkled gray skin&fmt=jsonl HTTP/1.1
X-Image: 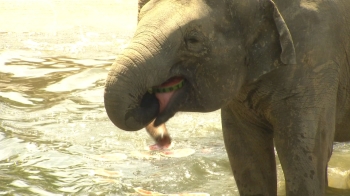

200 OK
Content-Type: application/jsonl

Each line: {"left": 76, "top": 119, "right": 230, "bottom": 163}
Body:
{"left": 104, "top": 0, "right": 350, "bottom": 195}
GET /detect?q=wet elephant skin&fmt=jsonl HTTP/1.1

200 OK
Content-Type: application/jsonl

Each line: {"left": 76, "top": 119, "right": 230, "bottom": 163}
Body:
{"left": 104, "top": 0, "right": 350, "bottom": 195}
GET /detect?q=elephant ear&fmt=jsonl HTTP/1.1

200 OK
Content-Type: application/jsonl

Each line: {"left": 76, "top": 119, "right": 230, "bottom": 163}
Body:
{"left": 270, "top": 0, "right": 296, "bottom": 64}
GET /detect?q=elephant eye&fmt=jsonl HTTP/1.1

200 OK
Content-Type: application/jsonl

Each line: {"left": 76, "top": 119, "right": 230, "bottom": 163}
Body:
{"left": 186, "top": 37, "right": 200, "bottom": 44}
{"left": 185, "top": 29, "right": 201, "bottom": 44}
{"left": 184, "top": 35, "right": 203, "bottom": 52}
{"left": 184, "top": 29, "right": 207, "bottom": 53}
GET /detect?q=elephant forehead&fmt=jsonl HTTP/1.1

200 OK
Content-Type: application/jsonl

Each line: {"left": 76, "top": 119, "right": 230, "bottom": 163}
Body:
{"left": 138, "top": 0, "right": 211, "bottom": 27}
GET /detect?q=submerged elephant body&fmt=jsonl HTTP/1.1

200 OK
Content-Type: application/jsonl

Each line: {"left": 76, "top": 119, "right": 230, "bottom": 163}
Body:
{"left": 104, "top": 0, "right": 350, "bottom": 195}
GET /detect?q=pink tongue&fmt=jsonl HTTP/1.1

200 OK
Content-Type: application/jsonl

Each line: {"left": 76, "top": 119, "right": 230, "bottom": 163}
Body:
{"left": 154, "top": 77, "right": 183, "bottom": 113}
{"left": 155, "top": 91, "right": 175, "bottom": 113}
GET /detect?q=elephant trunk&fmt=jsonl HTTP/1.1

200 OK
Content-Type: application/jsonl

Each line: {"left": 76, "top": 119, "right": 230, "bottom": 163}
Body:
{"left": 104, "top": 28, "right": 180, "bottom": 131}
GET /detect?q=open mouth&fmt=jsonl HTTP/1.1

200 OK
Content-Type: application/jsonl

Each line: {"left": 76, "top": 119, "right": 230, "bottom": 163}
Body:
{"left": 149, "top": 76, "right": 185, "bottom": 113}
{"left": 139, "top": 76, "right": 186, "bottom": 127}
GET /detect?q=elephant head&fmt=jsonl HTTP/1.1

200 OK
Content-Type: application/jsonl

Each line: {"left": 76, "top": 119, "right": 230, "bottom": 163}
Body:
{"left": 104, "top": 0, "right": 296, "bottom": 131}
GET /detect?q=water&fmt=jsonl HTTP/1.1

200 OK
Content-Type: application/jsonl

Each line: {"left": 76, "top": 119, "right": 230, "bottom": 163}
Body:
{"left": 0, "top": 1, "right": 349, "bottom": 195}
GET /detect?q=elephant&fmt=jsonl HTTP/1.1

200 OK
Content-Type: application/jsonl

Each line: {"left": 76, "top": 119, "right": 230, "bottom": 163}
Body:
{"left": 104, "top": 0, "right": 350, "bottom": 195}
